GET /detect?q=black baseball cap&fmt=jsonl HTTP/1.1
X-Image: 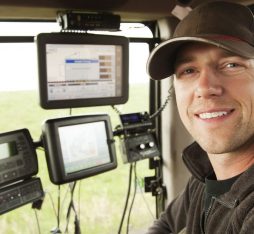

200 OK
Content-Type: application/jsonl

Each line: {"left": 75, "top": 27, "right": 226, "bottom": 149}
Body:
{"left": 147, "top": 1, "right": 254, "bottom": 80}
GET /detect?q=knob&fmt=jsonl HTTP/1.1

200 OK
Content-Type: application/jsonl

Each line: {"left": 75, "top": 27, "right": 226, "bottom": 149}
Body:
{"left": 138, "top": 143, "right": 146, "bottom": 150}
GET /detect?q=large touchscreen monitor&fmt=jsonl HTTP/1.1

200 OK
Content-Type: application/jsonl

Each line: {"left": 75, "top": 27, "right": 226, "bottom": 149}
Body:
{"left": 36, "top": 33, "right": 129, "bottom": 109}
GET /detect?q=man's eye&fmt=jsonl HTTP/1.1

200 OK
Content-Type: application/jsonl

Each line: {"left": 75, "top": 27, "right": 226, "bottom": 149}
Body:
{"left": 183, "top": 68, "right": 194, "bottom": 74}
{"left": 225, "top": 63, "right": 238, "bottom": 68}
{"left": 219, "top": 61, "right": 247, "bottom": 75}
{"left": 176, "top": 68, "right": 196, "bottom": 78}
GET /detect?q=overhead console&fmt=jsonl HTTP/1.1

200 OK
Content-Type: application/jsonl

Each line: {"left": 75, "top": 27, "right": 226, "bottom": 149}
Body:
{"left": 36, "top": 32, "right": 129, "bottom": 109}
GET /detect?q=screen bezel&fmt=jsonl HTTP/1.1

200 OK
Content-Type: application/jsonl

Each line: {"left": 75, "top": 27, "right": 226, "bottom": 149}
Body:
{"left": 42, "top": 114, "right": 117, "bottom": 185}
{"left": 36, "top": 32, "right": 129, "bottom": 109}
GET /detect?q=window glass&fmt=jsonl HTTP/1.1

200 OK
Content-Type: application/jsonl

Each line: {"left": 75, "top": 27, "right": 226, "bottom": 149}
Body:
{"left": 0, "top": 22, "right": 60, "bottom": 36}
{"left": 0, "top": 22, "right": 155, "bottom": 234}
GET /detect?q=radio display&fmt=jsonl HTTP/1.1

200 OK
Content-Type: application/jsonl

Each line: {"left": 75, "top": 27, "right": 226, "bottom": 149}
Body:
{"left": 0, "top": 141, "right": 18, "bottom": 160}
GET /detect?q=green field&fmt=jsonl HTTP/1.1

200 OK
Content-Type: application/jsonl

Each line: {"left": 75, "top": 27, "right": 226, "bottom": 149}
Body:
{"left": 0, "top": 84, "right": 156, "bottom": 234}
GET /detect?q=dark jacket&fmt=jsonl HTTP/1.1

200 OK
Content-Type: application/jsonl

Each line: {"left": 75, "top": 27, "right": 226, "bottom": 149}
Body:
{"left": 146, "top": 142, "right": 254, "bottom": 234}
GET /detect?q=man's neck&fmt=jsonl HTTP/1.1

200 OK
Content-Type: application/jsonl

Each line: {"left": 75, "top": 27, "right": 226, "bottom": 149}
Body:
{"left": 208, "top": 151, "right": 254, "bottom": 180}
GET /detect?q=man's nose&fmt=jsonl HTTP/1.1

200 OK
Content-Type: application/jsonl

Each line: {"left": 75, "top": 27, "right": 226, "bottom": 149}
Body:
{"left": 194, "top": 67, "right": 223, "bottom": 99}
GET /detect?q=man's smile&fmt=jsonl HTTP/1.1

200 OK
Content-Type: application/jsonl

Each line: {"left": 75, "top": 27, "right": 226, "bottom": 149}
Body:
{"left": 196, "top": 109, "right": 235, "bottom": 120}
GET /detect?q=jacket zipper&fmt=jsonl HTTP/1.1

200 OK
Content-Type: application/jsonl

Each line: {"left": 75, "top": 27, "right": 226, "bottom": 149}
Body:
{"left": 202, "top": 197, "right": 215, "bottom": 234}
{"left": 202, "top": 197, "right": 239, "bottom": 234}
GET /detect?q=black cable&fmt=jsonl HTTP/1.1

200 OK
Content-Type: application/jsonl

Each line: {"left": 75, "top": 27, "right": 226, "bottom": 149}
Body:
{"left": 64, "top": 181, "right": 81, "bottom": 234}
{"left": 78, "top": 181, "right": 81, "bottom": 221}
{"left": 126, "top": 162, "right": 137, "bottom": 234}
{"left": 48, "top": 187, "right": 62, "bottom": 234}
{"left": 46, "top": 191, "right": 58, "bottom": 221}
{"left": 118, "top": 163, "right": 133, "bottom": 234}
{"left": 73, "top": 181, "right": 82, "bottom": 234}
{"left": 65, "top": 183, "right": 75, "bottom": 234}
{"left": 149, "top": 85, "right": 174, "bottom": 120}
{"left": 57, "top": 185, "right": 61, "bottom": 231}
{"left": 60, "top": 184, "right": 71, "bottom": 219}
{"left": 34, "top": 209, "right": 42, "bottom": 234}
{"left": 136, "top": 177, "right": 155, "bottom": 219}
{"left": 111, "top": 105, "right": 122, "bottom": 115}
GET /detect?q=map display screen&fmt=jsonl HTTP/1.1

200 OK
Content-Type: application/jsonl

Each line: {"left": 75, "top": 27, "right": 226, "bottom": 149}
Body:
{"left": 42, "top": 114, "right": 117, "bottom": 184}
{"left": 58, "top": 121, "right": 111, "bottom": 174}
{"left": 46, "top": 44, "right": 123, "bottom": 101}
{"left": 37, "top": 33, "right": 129, "bottom": 109}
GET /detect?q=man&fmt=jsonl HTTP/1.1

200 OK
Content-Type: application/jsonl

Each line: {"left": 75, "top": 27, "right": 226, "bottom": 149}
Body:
{"left": 146, "top": 1, "right": 254, "bottom": 234}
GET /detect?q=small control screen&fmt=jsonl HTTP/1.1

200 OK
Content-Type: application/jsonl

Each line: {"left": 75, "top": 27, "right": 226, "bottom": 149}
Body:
{"left": 0, "top": 129, "right": 38, "bottom": 187}
{"left": 0, "top": 141, "right": 18, "bottom": 160}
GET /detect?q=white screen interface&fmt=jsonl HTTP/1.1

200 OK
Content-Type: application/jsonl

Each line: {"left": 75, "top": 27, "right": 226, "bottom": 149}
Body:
{"left": 0, "top": 141, "right": 18, "bottom": 160}
{"left": 58, "top": 121, "right": 111, "bottom": 174}
{"left": 46, "top": 44, "right": 123, "bottom": 100}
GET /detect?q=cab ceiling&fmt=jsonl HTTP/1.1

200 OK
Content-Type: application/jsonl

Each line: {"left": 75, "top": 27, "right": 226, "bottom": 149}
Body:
{"left": 0, "top": 0, "right": 253, "bottom": 22}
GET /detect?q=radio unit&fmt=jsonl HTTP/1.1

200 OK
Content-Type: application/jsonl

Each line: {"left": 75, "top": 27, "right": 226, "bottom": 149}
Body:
{"left": 120, "top": 132, "right": 160, "bottom": 163}
{"left": 120, "top": 112, "right": 152, "bottom": 132}
{"left": 114, "top": 112, "right": 161, "bottom": 163}
{"left": 0, "top": 178, "right": 44, "bottom": 215}
{"left": 0, "top": 129, "right": 38, "bottom": 187}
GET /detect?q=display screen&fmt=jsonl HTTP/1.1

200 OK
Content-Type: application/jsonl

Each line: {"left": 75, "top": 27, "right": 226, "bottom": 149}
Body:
{"left": 58, "top": 121, "right": 111, "bottom": 174}
{"left": 0, "top": 141, "right": 18, "bottom": 160}
{"left": 46, "top": 44, "right": 123, "bottom": 101}
{"left": 42, "top": 114, "right": 117, "bottom": 184}
{"left": 0, "top": 129, "right": 38, "bottom": 187}
{"left": 37, "top": 33, "right": 129, "bottom": 109}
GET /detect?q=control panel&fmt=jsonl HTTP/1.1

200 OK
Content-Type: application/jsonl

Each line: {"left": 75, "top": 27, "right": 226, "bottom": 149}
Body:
{"left": 121, "top": 132, "right": 160, "bottom": 163}
{"left": 115, "top": 112, "right": 160, "bottom": 163}
{"left": 0, "top": 178, "right": 44, "bottom": 215}
{"left": 0, "top": 129, "right": 38, "bottom": 187}
{"left": 119, "top": 112, "right": 152, "bottom": 133}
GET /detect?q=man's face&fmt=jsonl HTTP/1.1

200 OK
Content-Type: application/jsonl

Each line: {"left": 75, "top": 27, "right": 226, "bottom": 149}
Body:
{"left": 173, "top": 42, "right": 254, "bottom": 155}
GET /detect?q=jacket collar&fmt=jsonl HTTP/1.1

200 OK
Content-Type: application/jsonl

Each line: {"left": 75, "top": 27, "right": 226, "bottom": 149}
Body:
{"left": 182, "top": 141, "right": 254, "bottom": 204}
{"left": 182, "top": 141, "right": 213, "bottom": 183}
{"left": 220, "top": 164, "right": 254, "bottom": 205}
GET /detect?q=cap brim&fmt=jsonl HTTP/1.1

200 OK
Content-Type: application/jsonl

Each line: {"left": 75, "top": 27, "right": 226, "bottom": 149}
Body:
{"left": 147, "top": 36, "right": 254, "bottom": 80}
